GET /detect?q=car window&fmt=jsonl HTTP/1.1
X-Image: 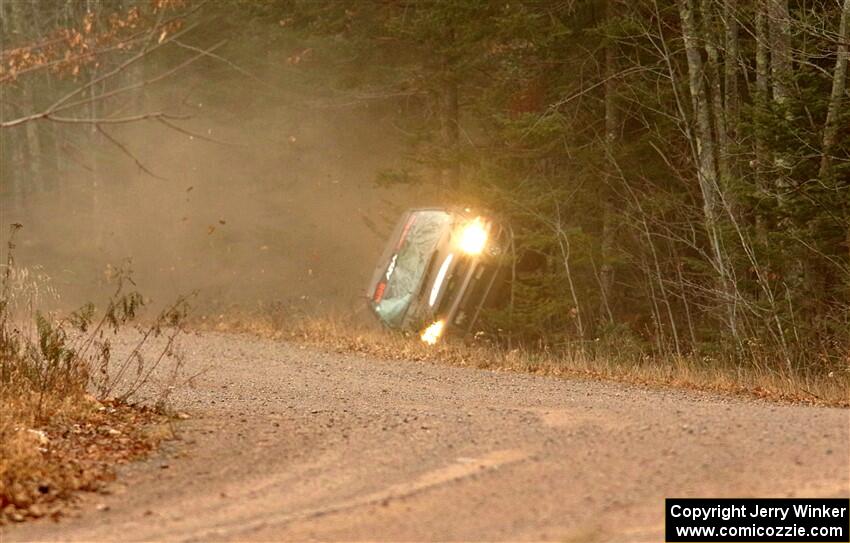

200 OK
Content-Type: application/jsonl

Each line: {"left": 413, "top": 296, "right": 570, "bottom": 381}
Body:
{"left": 374, "top": 210, "right": 451, "bottom": 326}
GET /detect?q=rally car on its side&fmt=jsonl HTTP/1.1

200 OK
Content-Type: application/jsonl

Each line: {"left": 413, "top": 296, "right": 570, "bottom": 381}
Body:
{"left": 366, "top": 208, "right": 510, "bottom": 344}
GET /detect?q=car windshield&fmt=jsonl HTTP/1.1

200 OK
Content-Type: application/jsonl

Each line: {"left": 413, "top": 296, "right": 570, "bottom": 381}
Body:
{"left": 374, "top": 210, "right": 451, "bottom": 326}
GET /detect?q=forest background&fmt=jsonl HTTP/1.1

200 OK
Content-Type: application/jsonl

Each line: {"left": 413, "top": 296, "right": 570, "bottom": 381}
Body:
{"left": 2, "top": 0, "right": 849, "bottom": 384}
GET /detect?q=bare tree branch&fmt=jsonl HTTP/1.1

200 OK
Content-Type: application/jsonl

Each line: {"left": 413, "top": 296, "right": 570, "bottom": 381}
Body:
{"left": 94, "top": 124, "right": 167, "bottom": 181}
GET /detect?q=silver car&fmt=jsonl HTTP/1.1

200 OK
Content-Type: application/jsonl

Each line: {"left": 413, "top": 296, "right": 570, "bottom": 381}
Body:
{"left": 367, "top": 208, "right": 510, "bottom": 344}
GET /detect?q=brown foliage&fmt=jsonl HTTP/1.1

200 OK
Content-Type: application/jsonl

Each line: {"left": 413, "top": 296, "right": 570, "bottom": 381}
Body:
{"left": 0, "top": 0, "right": 188, "bottom": 84}
{"left": 0, "top": 229, "right": 189, "bottom": 524}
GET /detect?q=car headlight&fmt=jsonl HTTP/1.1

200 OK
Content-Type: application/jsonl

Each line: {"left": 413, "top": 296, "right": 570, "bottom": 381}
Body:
{"left": 420, "top": 320, "right": 445, "bottom": 345}
{"left": 456, "top": 217, "right": 488, "bottom": 255}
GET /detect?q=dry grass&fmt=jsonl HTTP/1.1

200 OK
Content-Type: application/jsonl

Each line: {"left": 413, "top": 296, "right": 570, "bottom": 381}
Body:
{"left": 198, "top": 310, "right": 850, "bottom": 408}
{"left": 1, "top": 235, "right": 189, "bottom": 524}
{"left": 0, "top": 304, "right": 183, "bottom": 525}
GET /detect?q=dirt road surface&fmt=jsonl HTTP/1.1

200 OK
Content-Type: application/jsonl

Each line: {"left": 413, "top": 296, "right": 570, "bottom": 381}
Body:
{"left": 3, "top": 332, "right": 848, "bottom": 542}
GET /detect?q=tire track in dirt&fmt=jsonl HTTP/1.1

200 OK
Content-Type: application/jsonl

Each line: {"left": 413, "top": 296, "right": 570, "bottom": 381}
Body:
{"left": 3, "top": 331, "right": 848, "bottom": 542}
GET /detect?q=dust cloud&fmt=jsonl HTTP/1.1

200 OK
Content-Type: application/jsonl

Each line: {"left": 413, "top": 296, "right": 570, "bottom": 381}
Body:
{"left": 3, "top": 55, "right": 433, "bottom": 319}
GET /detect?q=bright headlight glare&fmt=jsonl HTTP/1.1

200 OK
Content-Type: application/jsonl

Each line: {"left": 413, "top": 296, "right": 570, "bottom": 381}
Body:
{"left": 420, "top": 320, "right": 445, "bottom": 345}
{"left": 457, "top": 217, "right": 488, "bottom": 255}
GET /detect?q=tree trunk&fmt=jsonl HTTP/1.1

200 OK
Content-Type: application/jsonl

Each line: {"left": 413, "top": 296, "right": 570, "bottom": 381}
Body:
{"left": 768, "top": 0, "right": 793, "bottom": 220}
{"left": 768, "top": 0, "right": 792, "bottom": 208}
{"left": 599, "top": 0, "right": 618, "bottom": 325}
{"left": 768, "top": 0, "right": 792, "bottom": 106}
{"left": 754, "top": 0, "right": 770, "bottom": 245}
{"left": 5, "top": 128, "right": 26, "bottom": 216}
{"left": 24, "top": 89, "right": 43, "bottom": 194}
{"left": 723, "top": 0, "right": 739, "bottom": 140}
{"left": 678, "top": 0, "right": 739, "bottom": 342}
{"left": 818, "top": 0, "right": 850, "bottom": 180}
{"left": 769, "top": 0, "right": 806, "bottom": 303}
{"left": 0, "top": 1, "right": 30, "bottom": 212}
{"left": 700, "top": 0, "right": 729, "bottom": 189}
{"left": 86, "top": 0, "right": 104, "bottom": 245}
{"left": 14, "top": 0, "right": 43, "bottom": 194}
{"left": 818, "top": 0, "right": 850, "bottom": 269}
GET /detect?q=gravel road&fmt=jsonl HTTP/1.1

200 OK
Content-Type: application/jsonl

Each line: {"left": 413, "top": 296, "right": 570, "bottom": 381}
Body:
{"left": 3, "top": 331, "right": 848, "bottom": 542}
